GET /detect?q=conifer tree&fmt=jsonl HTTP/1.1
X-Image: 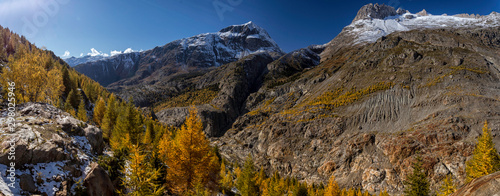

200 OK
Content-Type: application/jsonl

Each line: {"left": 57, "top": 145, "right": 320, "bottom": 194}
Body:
{"left": 102, "top": 94, "right": 117, "bottom": 139}
{"left": 93, "top": 97, "right": 106, "bottom": 126}
{"left": 219, "top": 160, "right": 234, "bottom": 193}
{"left": 404, "top": 156, "right": 430, "bottom": 196}
{"left": 121, "top": 145, "right": 164, "bottom": 196}
{"left": 437, "top": 174, "right": 456, "bottom": 196}
{"left": 324, "top": 175, "right": 340, "bottom": 196}
{"left": 161, "top": 107, "right": 219, "bottom": 194}
{"left": 77, "top": 99, "right": 87, "bottom": 122}
{"left": 61, "top": 66, "right": 73, "bottom": 97}
{"left": 66, "top": 89, "right": 80, "bottom": 109}
{"left": 379, "top": 189, "right": 389, "bottom": 196}
{"left": 294, "top": 183, "right": 308, "bottom": 196}
{"left": 236, "top": 155, "right": 259, "bottom": 196}
{"left": 143, "top": 119, "right": 155, "bottom": 145}
{"left": 466, "top": 121, "right": 500, "bottom": 182}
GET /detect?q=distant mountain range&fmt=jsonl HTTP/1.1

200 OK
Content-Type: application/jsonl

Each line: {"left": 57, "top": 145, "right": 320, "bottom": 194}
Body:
{"left": 64, "top": 55, "right": 108, "bottom": 67}
{"left": 73, "top": 21, "right": 283, "bottom": 87}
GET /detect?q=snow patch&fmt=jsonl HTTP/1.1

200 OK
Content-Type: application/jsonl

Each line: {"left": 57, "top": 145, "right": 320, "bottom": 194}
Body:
{"left": 347, "top": 12, "right": 500, "bottom": 44}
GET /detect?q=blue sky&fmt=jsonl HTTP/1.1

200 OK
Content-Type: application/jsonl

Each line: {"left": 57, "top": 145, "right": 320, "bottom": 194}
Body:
{"left": 0, "top": 0, "right": 498, "bottom": 58}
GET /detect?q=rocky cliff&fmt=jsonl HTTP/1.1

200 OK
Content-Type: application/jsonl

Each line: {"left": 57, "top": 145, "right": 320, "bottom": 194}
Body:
{"left": 0, "top": 103, "right": 112, "bottom": 196}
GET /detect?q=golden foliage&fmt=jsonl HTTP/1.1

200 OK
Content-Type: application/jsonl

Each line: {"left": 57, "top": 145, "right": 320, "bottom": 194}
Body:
{"left": 153, "top": 85, "right": 219, "bottom": 112}
{"left": 312, "top": 82, "right": 394, "bottom": 110}
{"left": 121, "top": 145, "right": 164, "bottom": 195}
{"left": 324, "top": 175, "right": 341, "bottom": 196}
{"left": 466, "top": 121, "right": 500, "bottom": 182}
{"left": 437, "top": 174, "right": 456, "bottom": 196}
{"left": 1, "top": 49, "right": 63, "bottom": 104}
{"left": 160, "top": 107, "right": 219, "bottom": 194}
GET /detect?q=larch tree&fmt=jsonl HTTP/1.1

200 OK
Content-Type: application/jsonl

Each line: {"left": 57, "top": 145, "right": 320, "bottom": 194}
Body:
{"left": 437, "top": 174, "right": 456, "bottom": 196}
{"left": 324, "top": 175, "right": 340, "bottom": 196}
{"left": 162, "top": 107, "right": 219, "bottom": 195}
{"left": 466, "top": 121, "right": 500, "bottom": 182}
{"left": 77, "top": 99, "right": 87, "bottom": 122}
{"left": 0, "top": 49, "right": 62, "bottom": 104}
{"left": 236, "top": 155, "right": 259, "bottom": 196}
{"left": 121, "top": 145, "right": 164, "bottom": 196}
{"left": 404, "top": 156, "right": 430, "bottom": 196}
{"left": 102, "top": 94, "right": 118, "bottom": 139}
{"left": 93, "top": 97, "right": 106, "bottom": 126}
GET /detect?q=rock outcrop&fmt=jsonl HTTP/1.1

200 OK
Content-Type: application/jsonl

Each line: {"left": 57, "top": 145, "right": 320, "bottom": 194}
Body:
{"left": 352, "top": 3, "right": 404, "bottom": 22}
{"left": 451, "top": 171, "right": 500, "bottom": 196}
{"left": 0, "top": 103, "right": 109, "bottom": 196}
{"left": 83, "top": 162, "right": 114, "bottom": 196}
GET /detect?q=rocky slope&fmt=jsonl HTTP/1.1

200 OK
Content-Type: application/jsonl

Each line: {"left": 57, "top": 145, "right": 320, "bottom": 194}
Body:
{"left": 68, "top": 3, "right": 500, "bottom": 195}
{"left": 0, "top": 103, "right": 112, "bottom": 196}
{"left": 451, "top": 170, "right": 500, "bottom": 196}
{"left": 207, "top": 6, "right": 500, "bottom": 195}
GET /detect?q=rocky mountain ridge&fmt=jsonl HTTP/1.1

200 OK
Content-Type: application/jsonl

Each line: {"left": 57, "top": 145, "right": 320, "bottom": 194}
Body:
{"left": 321, "top": 3, "right": 500, "bottom": 58}
{"left": 74, "top": 21, "right": 283, "bottom": 87}
{"left": 64, "top": 55, "right": 109, "bottom": 67}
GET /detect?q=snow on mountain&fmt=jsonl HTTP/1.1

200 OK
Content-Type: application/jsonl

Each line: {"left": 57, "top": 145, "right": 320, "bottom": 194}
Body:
{"left": 64, "top": 48, "right": 139, "bottom": 67}
{"left": 75, "top": 21, "right": 284, "bottom": 87}
{"left": 347, "top": 9, "right": 500, "bottom": 45}
{"left": 177, "top": 21, "right": 283, "bottom": 66}
{"left": 64, "top": 55, "right": 109, "bottom": 67}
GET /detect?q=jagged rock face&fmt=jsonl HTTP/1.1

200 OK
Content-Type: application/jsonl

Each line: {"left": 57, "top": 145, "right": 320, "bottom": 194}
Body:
{"left": 156, "top": 52, "right": 278, "bottom": 137}
{"left": 74, "top": 52, "right": 141, "bottom": 86}
{"left": 214, "top": 27, "right": 500, "bottom": 194}
{"left": 322, "top": 4, "right": 500, "bottom": 59}
{"left": 451, "top": 171, "right": 500, "bottom": 196}
{"left": 352, "top": 3, "right": 403, "bottom": 22}
{"left": 0, "top": 103, "right": 108, "bottom": 196}
{"left": 75, "top": 22, "right": 283, "bottom": 88}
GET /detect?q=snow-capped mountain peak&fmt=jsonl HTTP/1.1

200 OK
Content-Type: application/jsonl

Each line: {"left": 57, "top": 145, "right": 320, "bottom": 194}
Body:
{"left": 345, "top": 5, "right": 500, "bottom": 45}
{"left": 177, "top": 21, "right": 283, "bottom": 66}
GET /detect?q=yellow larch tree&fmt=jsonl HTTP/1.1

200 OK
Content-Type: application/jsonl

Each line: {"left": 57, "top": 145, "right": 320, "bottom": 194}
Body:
{"left": 161, "top": 107, "right": 219, "bottom": 195}
{"left": 324, "top": 175, "right": 341, "bottom": 196}
{"left": 437, "top": 174, "right": 456, "bottom": 196}
{"left": 93, "top": 97, "right": 106, "bottom": 126}
{"left": 466, "top": 121, "right": 500, "bottom": 182}
{"left": 121, "top": 145, "right": 164, "bottom": 196}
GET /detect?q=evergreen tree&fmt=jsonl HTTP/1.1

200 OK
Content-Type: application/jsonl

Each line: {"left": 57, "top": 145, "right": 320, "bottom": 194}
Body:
{"left": 404, "top": 156, "right": 430, "bottom": 196}
{"left": 437, "top": 174, "right": 456, "bottom": 196}
{"left": 378, "top": 189, "right": 389, "bottom": 196}
{"left": 66, "top": 89, "right": 80, "bottom": 109}
{"left": 293, "top": 183, "right": 308, "bottom": 196}
{"left": 102, "top": 94, "right": 117, "bottom": 139}
{"left": 61, "top": 66, "right": 72, "bottom": 95}
{"left": 219, "top": 161, "right": 234, "bottom": 193}
{"left": 142, "top": 119, "right": 155, "bottom": 144}
{"left": 236, "top": 155, "right": 259, "bottom": 196}
{"left": 161, "top": 107, "right": 219, "bottom": 194}
{"left": 121, "top": 145, "right": 164, "bottom": 196}
{"left": 466, "top": 121, "right": 500, "bottom": 182}
{"left": 324, "top": 175, "right": 340, "bottom": 196}
{"left": 93, "top": 97, "right": 106, "bottom": 126}
{"left": 77, "top": 99, "right": 87, "bottom": 122}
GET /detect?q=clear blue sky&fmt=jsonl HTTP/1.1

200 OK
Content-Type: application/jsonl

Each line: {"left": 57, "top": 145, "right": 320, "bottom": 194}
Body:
{"left": 0, "top": 0, "right": 498, "bottom": 58}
